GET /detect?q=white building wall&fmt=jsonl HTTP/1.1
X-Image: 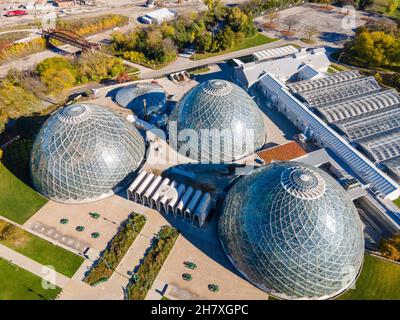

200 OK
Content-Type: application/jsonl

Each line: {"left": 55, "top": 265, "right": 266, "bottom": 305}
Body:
{"left": 150, "top": 178, "right": 170, "bottom": 209}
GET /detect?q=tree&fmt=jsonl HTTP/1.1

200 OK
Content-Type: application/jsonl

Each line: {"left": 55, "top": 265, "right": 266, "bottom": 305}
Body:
{"left": 304, "top": 25, "right": 319, "bottom": 41}
{"left": 76, "top": 51, "right": 125, "bottom": 82}
{"left": 116, "top": 73, "right": 131, "bottom": 83}
{"left": 36, "top": 56, "right": 75, "bottom": 76}
{"left": 347, "top": 30, "right": 400, "bottom": 67}
{"left": 380, "top": 235, "right": 400, "bottom": 261}
{"left": 41, "top": 67, "right": 76, "bottom": 97}
{"left": 0, "top": 79, "right": 41, "bottom": 119}
{"left": 358, "top": 0, "right": 373, "bottom": 9}
{"left": 195, "top": 32, "right": 213, "bottom": 52}
{"left": 265, "top": 10, "right": 279, "bottom": 28}
{"left": 215, "top": 26, "right": 236, "bottom": 51}
{"left": 283, "top": 16, "right": 299, "bottom": 33}
{"left": 387, "top": 0, "right": 398, "bottom": 14}
{"left": 321, "top": 0, "right": 331, "bottom": 9}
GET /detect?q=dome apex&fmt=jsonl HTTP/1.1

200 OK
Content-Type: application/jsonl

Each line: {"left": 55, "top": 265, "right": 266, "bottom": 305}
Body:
{"left": 280, "top": 165, "right": 326, "bottom": 200}
{"left": 202, "top": 80, "right": 232, "bottom": 96}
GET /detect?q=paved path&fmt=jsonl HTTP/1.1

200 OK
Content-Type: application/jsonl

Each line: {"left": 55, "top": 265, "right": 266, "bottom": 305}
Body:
{"left": 59, "top": 205, "right": 169, "bottom": 300}
{"left": 90, "top": 213, "right": 165, "bottom": 299}
{"left": 0, "top": 244, "right": 70, "bottom": 288}
{"left": 139, "top": 39, "right": 287, "bottom": 80}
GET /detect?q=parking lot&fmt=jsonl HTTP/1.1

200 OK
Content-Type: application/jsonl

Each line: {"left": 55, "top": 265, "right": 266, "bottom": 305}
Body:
{"left": 256, "top": 4, "right": 368, "bottom": 46}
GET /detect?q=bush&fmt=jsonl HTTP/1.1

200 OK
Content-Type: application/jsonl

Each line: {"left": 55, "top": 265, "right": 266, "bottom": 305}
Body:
{"left": 57, "top": 14, "right": 129, "bottom": 37}
{"left": 0, "top": 220, "right": 26, "bottom": 241}
{"left": 36, "top": 57, "right": 75, "bottom": 77}
{"left": 0, "top": 38, "right": 46, "bottom": 63}
{"left": 381, "top": 235, "right": 400, "bottom": 261}
{"left": 76, "top": 51, "right": 125, "bottom": 83}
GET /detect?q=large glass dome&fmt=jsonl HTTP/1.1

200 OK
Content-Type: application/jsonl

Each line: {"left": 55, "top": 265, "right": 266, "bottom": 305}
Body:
{"left": 115, "top": 83, "right": 166, "bottom": 118}
{"left": 218, "top": 161, "right": 364, "bottom": 300}
{"left": 169, "top": 79, "right": 266, "bottom": 162}
{"left": 30, "top": 103, "right": 145, "bottom": 203}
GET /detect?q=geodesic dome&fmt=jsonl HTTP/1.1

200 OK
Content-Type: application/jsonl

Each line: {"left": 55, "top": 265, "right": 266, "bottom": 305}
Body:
{"left": 218, "top": 161, "right": 364, "bottom": 300}
{"left": 115, "top": 83, "right": 166, "bottom": 118}
{"left": 30, "top": 103, "right": 145, "bottom": 203}
{"left": 169, "top": 79, "right": 266, "bottom": 162}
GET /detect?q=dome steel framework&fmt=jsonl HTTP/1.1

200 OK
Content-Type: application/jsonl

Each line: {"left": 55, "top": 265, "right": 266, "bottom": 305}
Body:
{"left": 115, "top": 83, "right": 167, "bottom": 118}
{"left": 218, "top": 161, "right": 364, "bottom": 300}
{"left": 30, "top": 103, "right": 145, "bottom": 203}
{"left": 169, "top": 79, "right": 266, "bottom": 162}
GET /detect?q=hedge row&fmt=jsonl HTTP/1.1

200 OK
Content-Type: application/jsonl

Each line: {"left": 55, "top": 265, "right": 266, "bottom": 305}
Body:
{"left": 127, "top": 226, "right": 180, "bottom": 300}
{"left": 83, "top": 213, "right": 146, "bottom": 286}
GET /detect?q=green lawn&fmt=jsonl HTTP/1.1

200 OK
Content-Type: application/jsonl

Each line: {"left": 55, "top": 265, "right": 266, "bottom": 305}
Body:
{"left": 338, "top": 255, "right": 400, "bottom": 300}
{"left": 366, "top": 0, "right": 400, "bottom": 20}
{"left": 192, "top": 33, "right": 277, "bottom": 60}
{"left": 0, "top": 162, "right": 48, "bottom": 224}
{"left": 0, "top": 219, "right": 84, "bottom": 278}
{"left": 0, "top": 258, "right": 62, "bottom": 300}
{"left": 327, "top": 63, "right": 348, "bottom": 74}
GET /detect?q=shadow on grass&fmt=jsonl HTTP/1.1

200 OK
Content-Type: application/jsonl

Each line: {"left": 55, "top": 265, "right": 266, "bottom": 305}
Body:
{"left": 0, "top": 114, "right": 48, "bottom": 185}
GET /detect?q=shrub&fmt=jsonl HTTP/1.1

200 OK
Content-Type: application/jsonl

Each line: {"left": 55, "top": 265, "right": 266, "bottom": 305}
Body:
{"left": 0, "top": 38, "right": 46, "bottom": 63}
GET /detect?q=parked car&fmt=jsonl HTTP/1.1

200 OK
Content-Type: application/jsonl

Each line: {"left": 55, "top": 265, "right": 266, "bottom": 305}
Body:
{"left": 5, "top": 10, "right": 28, "bottom": 17}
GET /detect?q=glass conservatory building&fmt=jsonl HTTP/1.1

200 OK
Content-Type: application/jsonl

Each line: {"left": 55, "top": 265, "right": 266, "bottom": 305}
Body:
{"left": 218, "top": 161, "right": 364, "bottom": 300}
{"left": 169, "top": 79, "right": 266, "bottom": 163}
{"left": 115, "top": 82, "right": 167, "bottom": 118}
{"left": 30, "top": 103, "right": 146, "bottom": 203}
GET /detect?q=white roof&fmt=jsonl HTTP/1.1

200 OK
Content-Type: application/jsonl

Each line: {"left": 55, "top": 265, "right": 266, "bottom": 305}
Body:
{"left": 146, "top": 8, "right": 175, "bottom": 19}
{"left": 237, "top": 48, "right": 330, "bottom": 87}
{"left": 259, "top": 73, "right": 400, "bottom": 200}
{"left": 252, "top": 45, "right": 299, "bottom": 61}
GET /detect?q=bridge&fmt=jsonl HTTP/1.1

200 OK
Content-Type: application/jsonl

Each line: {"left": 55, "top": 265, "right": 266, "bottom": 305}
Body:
{"left": 42, "top": 29, "right": 101, "bottom": 51}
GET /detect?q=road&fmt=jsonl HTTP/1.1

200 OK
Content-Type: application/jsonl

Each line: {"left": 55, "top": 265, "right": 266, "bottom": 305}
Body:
{"left": 140, "top": 38, "right": 290, "bottom": 79}
{"left": 0, "top": 0, "right": 204, "bottom": 29}
{"left": 0, "top": 23, "right": 135, "bottom": 78}
{"left": 0, "top": 1, "right": 204, "bottom": 78}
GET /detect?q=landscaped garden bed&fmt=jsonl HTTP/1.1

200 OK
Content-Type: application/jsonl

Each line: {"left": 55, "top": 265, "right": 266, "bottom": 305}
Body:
{"left": 126, "top": 226, "right": 180, "bottom": 300}
{"left": 83, "top": 213, "right": 146, "bottom": 286}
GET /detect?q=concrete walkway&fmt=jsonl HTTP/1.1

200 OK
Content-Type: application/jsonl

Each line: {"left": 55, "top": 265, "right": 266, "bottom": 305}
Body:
{"left": 89, "top": 213, "right": 166, "bottom": 299}
{"left": 0, "top": 244, "right": 70, "bottom": 288}
{"left": 59, "top": 206, "right": 169, "bottom": 300}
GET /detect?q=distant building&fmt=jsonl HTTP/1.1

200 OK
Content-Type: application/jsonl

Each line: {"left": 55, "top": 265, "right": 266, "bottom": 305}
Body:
{"left": 140, "top": 8, "right": 176, "bottom": 25}
{"left": 34, "top": 0, "right": 48, "bottom": 9}
{"left": 54, "top": 0, "right": 76, "bottom": 8}
{"left": 146, "top": 0, "right": 155, "bottom": 8}
{"left": 234, "top": 47, "right": 330, "bottom": 88}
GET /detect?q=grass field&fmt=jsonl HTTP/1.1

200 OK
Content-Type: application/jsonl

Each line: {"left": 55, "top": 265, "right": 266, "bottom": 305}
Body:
{"left": 366, "top": 0, "right": 400, "bottom": 20}
{"left": 338, "top": 255, "right": 400, "bottom": 300}
{"left": 393, "top": 197, "right": 400, "bottom": 208}
{"left": 0, "top": 219, "right": 84, "bottom": 278}
{"left": 192, "top": 33, "right": 277, "bottom": 60}
{"left": 0, "top": 162, "right": 47, "bottom": 224}
{"left": 0, "top": 258, "right": 61, "bottom": 300}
